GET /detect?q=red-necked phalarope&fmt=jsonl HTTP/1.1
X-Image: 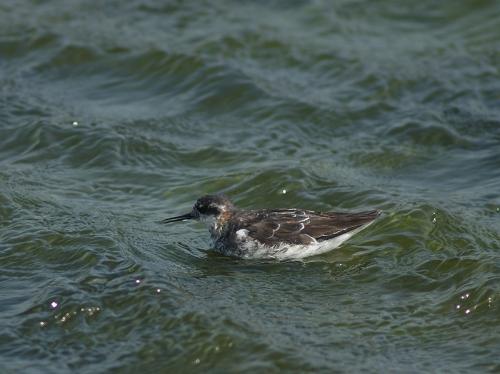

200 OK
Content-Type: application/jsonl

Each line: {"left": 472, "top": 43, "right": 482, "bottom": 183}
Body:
{"left": 162, "top": 195, "right": 381, "bottom": 260}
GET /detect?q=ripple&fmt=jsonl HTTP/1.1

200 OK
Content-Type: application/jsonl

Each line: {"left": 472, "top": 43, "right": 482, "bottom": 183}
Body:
{"left": 2, "top": 0, "right": 500, "bottom": 372}
{"left": 0, "top": 32, "right": 58, "bottom": 60}
{"left": 386, "top": 120, "right": 473, "bottom": 149}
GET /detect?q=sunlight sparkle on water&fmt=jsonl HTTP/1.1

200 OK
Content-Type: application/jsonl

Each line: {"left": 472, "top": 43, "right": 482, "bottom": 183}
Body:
{"left": 59, "top": 312, "right": 74, "bottom": 323}
{"left": 50, "top": 301, "right": 58, "bottom": 309}
{"left": 80, "top": 306, "right": 100, "bottom": 316}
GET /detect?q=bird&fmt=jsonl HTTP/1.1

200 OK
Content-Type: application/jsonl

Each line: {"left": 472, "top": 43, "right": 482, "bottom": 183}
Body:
{"left": 161, "top": 194, "right": 381, "bottom": 260}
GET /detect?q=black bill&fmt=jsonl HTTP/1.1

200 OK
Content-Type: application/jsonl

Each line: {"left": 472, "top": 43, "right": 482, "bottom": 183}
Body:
{"left": 161, "top": 212, "right": 195, "bottom": 224}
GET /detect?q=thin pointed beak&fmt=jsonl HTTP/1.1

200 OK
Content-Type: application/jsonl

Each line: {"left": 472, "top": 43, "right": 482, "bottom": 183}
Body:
{"left": 160, "top": 212, "right": 195, "bottom": 224}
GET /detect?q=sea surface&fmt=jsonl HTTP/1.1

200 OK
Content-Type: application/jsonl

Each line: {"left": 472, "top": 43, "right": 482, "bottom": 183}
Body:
{"left": 1, "top": 0, "right": 499, "bottom": 372}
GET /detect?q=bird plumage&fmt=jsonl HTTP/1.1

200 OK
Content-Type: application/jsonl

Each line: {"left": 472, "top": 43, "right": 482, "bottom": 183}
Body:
{"left": 232, "top": 209, "right": 380, "bottom": 245}
{"left": 162, "top": 194, "right": 381, "bottom": 259}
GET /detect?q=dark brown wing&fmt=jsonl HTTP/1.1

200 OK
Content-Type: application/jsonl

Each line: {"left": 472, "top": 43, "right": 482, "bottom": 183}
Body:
{"left": 235, "top": 209, "right": 380, "bottom": 246}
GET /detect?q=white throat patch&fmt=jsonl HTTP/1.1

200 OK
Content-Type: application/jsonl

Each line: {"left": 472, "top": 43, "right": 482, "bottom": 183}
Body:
{"left": 199, "top": 214, "right": 220, "bottom": 235}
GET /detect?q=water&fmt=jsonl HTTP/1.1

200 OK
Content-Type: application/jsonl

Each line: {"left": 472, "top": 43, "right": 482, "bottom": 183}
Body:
{"left": 1, "top": 0, "right": 499, "bottom": 372}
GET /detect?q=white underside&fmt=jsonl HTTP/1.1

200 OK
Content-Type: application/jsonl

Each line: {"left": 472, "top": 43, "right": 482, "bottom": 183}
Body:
{"left": 224, "top": 221, "right": 374, "bottom": 260}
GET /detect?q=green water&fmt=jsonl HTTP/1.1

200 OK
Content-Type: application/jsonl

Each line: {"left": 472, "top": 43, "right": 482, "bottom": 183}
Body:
{"left": 1, "top": 0, "right": 499, "bottom": 372}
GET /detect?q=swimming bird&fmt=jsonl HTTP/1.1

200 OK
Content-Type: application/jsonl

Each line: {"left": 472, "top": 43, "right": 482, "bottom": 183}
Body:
{"left": 162, "top": 195, "right": 381, "bottom": 260}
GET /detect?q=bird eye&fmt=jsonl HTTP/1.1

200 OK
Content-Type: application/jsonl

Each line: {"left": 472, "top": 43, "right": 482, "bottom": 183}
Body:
{"left": 195, "top": 204, "right": 217, "bottom": 215}
{"left": 207, "top": 205, "right": 220, "bottom": 215}
{"left": 200, "top": 204, "right": 219, "bottom": 215}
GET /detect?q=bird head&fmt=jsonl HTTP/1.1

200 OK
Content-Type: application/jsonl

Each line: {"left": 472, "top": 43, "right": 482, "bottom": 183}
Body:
{"left": 161, "top": 194, "right": 234, "bottom": 227}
